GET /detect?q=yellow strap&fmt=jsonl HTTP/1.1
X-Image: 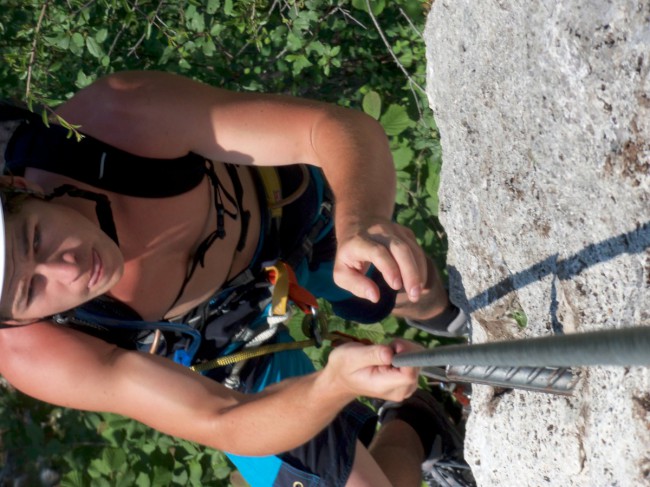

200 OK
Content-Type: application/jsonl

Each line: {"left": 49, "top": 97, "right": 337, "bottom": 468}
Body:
{"left": 256, "top": 166, "right": 283, "bottom": 218}
{"left": 264, "top": 262, "right": 290, "bottom": 316}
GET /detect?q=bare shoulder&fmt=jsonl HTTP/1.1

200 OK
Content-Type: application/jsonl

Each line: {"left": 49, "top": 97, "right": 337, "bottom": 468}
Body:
{"left": 0, "top": 321, "right": 112, "bottom": 368}
{"left": 0, "top": 322, "right": 120, "bottom": 408}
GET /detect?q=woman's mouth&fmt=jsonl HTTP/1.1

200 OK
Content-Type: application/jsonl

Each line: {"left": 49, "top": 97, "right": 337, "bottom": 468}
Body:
{"left": 88, "top": 249, "right": 103, "bottom": 289}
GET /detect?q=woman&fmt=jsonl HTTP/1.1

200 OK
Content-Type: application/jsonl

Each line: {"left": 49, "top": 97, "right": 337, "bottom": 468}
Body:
{"left": 0, "top": 71, "right": 465, "bottom": 486}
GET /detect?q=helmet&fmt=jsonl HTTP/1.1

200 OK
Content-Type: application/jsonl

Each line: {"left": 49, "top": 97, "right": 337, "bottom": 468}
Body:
{"left": 0, "top": 196, "right": 5, "bottom": 304}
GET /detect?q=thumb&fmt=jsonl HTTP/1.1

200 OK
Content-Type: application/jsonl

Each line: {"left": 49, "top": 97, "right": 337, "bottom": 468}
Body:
{"left": 346, "top": 343, "right": 393, "bottom": 367}
{"left": 330, "top": 342, "right": 392, "bottom": 367}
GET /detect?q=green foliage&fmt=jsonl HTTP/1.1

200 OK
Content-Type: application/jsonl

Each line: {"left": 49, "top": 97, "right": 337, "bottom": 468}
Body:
{"left": 508, "top": 309, "right": 529, "bottom": 329}
{"left": 0, "top": 0, "right": 446, "bottom": 485}
{"left": 0, "top": 384, "right": 236, "bottom": 486}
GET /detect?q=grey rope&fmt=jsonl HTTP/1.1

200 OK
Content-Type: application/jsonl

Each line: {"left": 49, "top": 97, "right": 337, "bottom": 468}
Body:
{"left": 392, "top": 326, "right": 650, "bottom": 368}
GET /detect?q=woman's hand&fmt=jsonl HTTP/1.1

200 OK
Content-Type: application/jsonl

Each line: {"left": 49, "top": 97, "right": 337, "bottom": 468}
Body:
{"left": 321, "top": 339, "right": 423, "bottom": 403}
{"left": 334, "top": 217, "right": 428, "bottom": 304}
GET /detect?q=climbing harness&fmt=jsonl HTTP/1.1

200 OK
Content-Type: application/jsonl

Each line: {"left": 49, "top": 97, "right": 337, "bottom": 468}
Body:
{"left": 190, "top": 260, "right": 369, "bottom": 379}
{"left": 191, "top": 260, "right": 317, "bottom": 381}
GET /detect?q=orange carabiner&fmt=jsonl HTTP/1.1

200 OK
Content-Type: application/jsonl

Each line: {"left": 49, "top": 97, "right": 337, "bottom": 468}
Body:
{"left": 264, "top": 261, "right": 318, "bottom": 316}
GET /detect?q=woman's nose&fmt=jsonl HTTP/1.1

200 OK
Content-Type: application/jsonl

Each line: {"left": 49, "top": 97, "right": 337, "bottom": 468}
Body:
{"left": 35, "top": 251, "right": 80, "bottom": 283}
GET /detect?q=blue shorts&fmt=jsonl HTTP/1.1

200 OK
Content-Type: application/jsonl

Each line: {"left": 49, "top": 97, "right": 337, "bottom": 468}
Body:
{"left": 225, "top": 331, "right": 378, "bottom": 487}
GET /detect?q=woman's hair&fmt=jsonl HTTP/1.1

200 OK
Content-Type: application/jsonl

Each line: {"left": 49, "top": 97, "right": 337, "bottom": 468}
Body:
{"left": 0, "top": 179, "right": 37, "bottom": 214}
{"left": 1, "top": 99, "right": 40, "bottom": 174}
{"left": 0, "top": 99, "right": 37, "bottom": 123}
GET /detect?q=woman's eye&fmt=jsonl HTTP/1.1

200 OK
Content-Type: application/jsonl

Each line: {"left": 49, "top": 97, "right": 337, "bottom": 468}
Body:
{"left": 33, "top": 226, "right": 40, "bottom": 253}
{"left": 26, "top": 275, "right": 43, "bottom": 308}
{"left": 27, "top": 277, "right": 35, "bottom": 306}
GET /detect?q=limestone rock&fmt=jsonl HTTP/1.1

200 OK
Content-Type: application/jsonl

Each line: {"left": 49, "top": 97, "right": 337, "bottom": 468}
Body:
{"left": 425, "top": 1, "right": 650, "bottom": 485}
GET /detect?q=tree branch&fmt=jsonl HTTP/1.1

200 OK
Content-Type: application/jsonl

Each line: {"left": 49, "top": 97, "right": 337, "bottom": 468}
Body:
{"left": 364, "top": 0, "right": 425, "bottom": 95}
{"left": 26, "top": 1, "right": 50, "bottom": 102}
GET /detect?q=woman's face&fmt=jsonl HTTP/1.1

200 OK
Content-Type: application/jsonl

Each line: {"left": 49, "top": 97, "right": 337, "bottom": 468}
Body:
{"left": 0, "top": 197, "right": 124, "bottom": 322}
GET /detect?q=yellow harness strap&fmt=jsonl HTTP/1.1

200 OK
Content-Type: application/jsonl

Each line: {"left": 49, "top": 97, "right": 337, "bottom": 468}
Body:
{"left": 256, "top": 166, "right": 283, "bottom": 219}
{"left": 265, "top": 261, "right": 291, "bottom": 316}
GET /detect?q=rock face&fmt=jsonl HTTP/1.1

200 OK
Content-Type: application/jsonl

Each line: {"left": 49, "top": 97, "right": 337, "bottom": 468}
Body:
{"left": 424, "top": 1, "right": 650, "bottom": 486}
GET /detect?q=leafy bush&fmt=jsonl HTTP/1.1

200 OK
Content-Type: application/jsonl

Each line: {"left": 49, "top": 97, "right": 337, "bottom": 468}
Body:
{"left": 0, "top": 1, "right": 445, "bottom": 485}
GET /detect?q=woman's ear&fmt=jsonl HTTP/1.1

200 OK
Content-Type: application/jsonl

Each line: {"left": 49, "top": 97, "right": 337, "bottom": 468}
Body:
{"left": 0, "top": 175, "right": 44, "bottom": 193}
{"left": 0, "top": 318, "right": 39, "bottom": 327}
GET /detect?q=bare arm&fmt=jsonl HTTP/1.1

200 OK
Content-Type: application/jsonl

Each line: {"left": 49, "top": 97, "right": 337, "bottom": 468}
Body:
{"left": 0, "top": 323, "right": 419, "bottom": 456}
{"left": 55, "top": 71, "right": 427, "bottom": 303}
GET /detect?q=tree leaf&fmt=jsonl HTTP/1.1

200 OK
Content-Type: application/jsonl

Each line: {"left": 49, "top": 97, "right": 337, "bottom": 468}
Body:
{"left": 188, "top": 459, "right": 203, "bottom": 486}
{"left": 206, "top": 0, "right": 220, "bottom": 15}
{"left": 380, "top": 104, "right": 415, "bottom": 136}
{"left": 425, "top": 163, "right": 441, "bottom": 200}
{"left": 71, "top": 32, "right": 84, "bottom": 47}
{"left": 286, "top": 31, "right": 302, "bottom": 51}
{"left": 391, "top": 144, "right": 414, "bottom": 170}
{"left": 202, "top": 37, "right": 216, "bottom": 57}
{"left": 347, "top": 322, "right": 386, "bottom": 342}
{"left": 425, "top": 195, "right": 439, "bottom": 217}
{"left": 41, "top": 109, "right": 50, "bottom": 128}
{"left": 185, "top": 5, "right": 205, "bottom": 32}
{"left": 380, "top": 316, "right": 400, "bottom": 334}
{"left": 351, "top": 0, "right": 386, "bottom": 15}
{"left": 362, "top": 90, "right": 381, "bottom": 120}
{"left": 135, "top": 471, "right": 152, "bottom": 487}
{"left": 151, "top": 465, "right": 173, "bottom": 487}
{"left": 89, "top": 457, "right": 111, "bottom": 477}
{"left": 60, "top": 470, "right": 85, "bottom": 487}
{"left": 85, "top": 36, "right": 104, "bottom": 59}
{"left": 287, "top": 54, "right": 312, "bottom": 75}
{"left": 95, "top": 28, "right": 108, "bottom": 43}
{"left": 116, "top": 471, "right": 137, "bottom": 487}
{"left": 103, "top": 447, "right": 127, "bottom": 472}
{"left": 224, "top": 0, "right": 234, "bottom": 16}
{"left": 43, "top": 33, "right": 70, "bottom": 49}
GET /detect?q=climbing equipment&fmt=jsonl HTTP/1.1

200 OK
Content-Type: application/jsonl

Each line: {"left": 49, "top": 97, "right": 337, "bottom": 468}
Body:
{"left": 393, "top": 326, "right": 650, "bottom": 367}
{"left": 190, "top": 260, "right": 370, "bottom": 377}
{"left": 191, "top": 260, "right": 319, "bottom": 375}
{"left": 393, "top": 326, "right": 650, "bottom": 395}
{"left": 422, "top": 365, "right": 577, "bottom": 395}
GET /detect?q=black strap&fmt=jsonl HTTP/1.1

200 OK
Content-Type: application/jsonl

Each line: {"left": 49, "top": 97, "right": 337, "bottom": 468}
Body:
{"left": 5, "top": 120, "right": 206, "bottom": 198}
{"left": 45, "top": 184, "right": 119, "bottom": 246}
{"left": 224, "top": 163, "right": 250, "bottom": 251}
{"left": 168, "top": 161, "right": 249, "bottom": 312}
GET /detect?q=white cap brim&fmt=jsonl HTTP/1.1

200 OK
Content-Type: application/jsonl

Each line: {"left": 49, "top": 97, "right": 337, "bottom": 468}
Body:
{"left": 0, "top": 196, "right": 6, "bottom": 304}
